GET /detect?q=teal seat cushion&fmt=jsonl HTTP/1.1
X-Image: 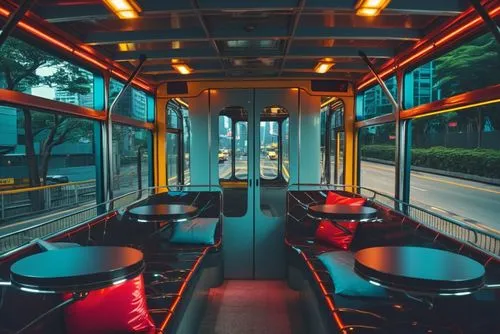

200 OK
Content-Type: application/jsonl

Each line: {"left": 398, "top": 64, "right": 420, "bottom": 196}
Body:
{"left": 317, "top": 251, "right": 388, "bottom": 298}
{"left": 170, "top": 218, "right": 219, "bottom": 245}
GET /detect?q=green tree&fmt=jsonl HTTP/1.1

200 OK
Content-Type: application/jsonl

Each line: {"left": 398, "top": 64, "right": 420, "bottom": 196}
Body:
{"left": 0, "top": 37, "right": 92, "bottom": 207}
{"left": 434, "top": 33, "right": 500, "bottom": 147}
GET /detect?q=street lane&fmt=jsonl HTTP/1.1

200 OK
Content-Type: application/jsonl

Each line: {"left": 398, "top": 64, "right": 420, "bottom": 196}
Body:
{"left": 360, "top": 161, "right": 500, "bottom": 234}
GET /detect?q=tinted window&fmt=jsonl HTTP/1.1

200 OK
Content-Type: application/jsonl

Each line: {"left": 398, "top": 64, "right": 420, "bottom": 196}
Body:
{"left": 357, "top": 76, "right": 397, "bottom": 121}
{"left": 359, "top": 123, "right": 396, "bottom": 197}
{"left": 0, "top": 105, "right": 96, "bottom": 224}
{"left": 0, "top": 36, "right": 94, "bottom": 108}
{"left": 109, "top": 78, "right": 148, "bottom": 122}
{"left": 404, "top": 33, "right": 500, "bottom": 109}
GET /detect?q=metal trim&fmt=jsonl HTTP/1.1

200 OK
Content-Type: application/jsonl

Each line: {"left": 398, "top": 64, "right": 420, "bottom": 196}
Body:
{"left": 0, "top": 88, "right": 106, "bottom": 121}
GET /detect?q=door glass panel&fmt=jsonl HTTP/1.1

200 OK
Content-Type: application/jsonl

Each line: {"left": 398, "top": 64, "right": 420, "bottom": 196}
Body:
{"left": 235, "top": 121, "right": 248, "bottom": 179}
{"left": 282, "top": 118, "right": 290, "bottom": 182}
{"left": 218, "top": 115, "right": 232, "bottom": 180}
{"left": 260, "top": 121, "right": 279, "bottom": 180}
{"left": 166, "top": 132, "right": 179, "bottom": 185}
{"left": 219, "top": 107, "right": 248, "bottom": 217}
{"left": 260, "top": 106, "right": 289, "bottom": 217}
{"left": 329, "top": 127, "right": 337, "bottom": 184}
{"left": 337, "top": 132, "right": 345, "bottom": 184}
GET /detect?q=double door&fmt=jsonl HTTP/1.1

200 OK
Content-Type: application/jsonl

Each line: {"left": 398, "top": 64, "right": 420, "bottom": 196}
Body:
{"left": 210, "top": 88, "right": 298, "bottom": 279}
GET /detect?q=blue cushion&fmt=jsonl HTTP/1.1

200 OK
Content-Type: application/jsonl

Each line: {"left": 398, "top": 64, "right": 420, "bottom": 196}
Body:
{"left": 170, "top": 218, "right": 219, "bottom": 245}
{"left": 317, "top": 251, "right": 388, "bottom": 298}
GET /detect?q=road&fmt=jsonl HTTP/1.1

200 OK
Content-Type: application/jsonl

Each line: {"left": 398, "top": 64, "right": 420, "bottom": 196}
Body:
{"left": 360, "top": 161, "right": 500, "bottom": 234}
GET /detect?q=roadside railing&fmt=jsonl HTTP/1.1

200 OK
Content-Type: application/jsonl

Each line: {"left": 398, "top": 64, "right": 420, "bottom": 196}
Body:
{"left": 288, "top": 184, "right": 500, "bottom": 258}
{"left": 0, "top": 187, "right": 154, "bottom": 256}
{"left": 0, "top": 180, "right": 96, "bottom": 222}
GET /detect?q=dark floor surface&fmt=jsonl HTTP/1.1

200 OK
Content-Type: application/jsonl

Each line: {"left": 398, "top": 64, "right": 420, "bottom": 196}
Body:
{"left": 197, "top": 280, "right": 307, "bottom": 334}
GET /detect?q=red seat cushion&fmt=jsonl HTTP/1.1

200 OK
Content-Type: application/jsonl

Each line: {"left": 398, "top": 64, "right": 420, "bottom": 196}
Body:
{"left": 315, "top": 220, "right": 359, "bottom": 250}
{"left": 326, "top": 191, "right": 366, "bottom": 206}
{"left": 64, "top": 274, "right": 155, "bottom": 334}
{"left": 315, "top": 192, "right": 366, "bottom": 249}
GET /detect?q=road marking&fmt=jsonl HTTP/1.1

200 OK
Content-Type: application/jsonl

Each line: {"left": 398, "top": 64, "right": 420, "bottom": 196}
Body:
{"left": 410, "top": 186, "right": 427, "bottom": 192}
{"left": 363, "top": 162, "right": 500, "bottom": 195}
{"left": 413, "top": 174, "right": 500, "bottom": 195}
{"left": 431, "top": 206, "right": 448, "bottom": 214}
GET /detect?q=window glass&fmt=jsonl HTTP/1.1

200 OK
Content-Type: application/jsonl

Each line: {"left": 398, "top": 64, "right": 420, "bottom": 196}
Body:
{"left": 218, "top": 115, "right": 232, "bottom": 180}
{"left": 0, "top": 36, "right": 94, "bottom": 108}
{"left": 359, "top": 123, "right": 396, "bottom": 197}
{"left": 109, "top": 78, "right": 148, "bottom": 122}
{"left": 260, "top": 121, "right": 279, "bottom": 180}
{"left": 166, "top": 133, "right": 179, "bottom": 185}
{"left": 405, "top": 33, "right": 500, "bottom": 109}
{"left": 218, "top": 108, "right": 247, "bottom": 217}
{"left": 112, "top": 124, "right": 150, "bottom": 197}
{"left": 182, "top": 109, "right": 191, "bottom": 184}
{"left": 0, "top": 105, "right": 96, "bottom": 225}
{"left": 282, "top": 118, "right": 290, "bottom": 182}
{"left": 235, "top": 122, "right": 248, "bottom": 180}
{"left": 337, "top": 132, "right": 345, "bottom": 184}
{"left": 323, "top": 100, "right": 345, "bottom": 184}
{"left": 410, "top": 102, "right": 500, "bottom": 231}
{"left": 357, "top": 76, "right": 397, "bottom": 121}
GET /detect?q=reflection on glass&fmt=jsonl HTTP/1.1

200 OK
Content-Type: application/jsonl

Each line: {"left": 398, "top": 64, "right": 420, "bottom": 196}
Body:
{"left": 0, "top": 36, "right": 94, "bottom": 108}
{"left": 109, "top": 79, "right": 148, "bottom": 122}
{"left": 359, "top": 123, "right": 396, "bottom": 197}
{"left": 282, "top": 118, "right": 290, "bottom": 182}
{"left": 260, "top": 121, "right": 279, "bottom": 180}
{"left": 166, "top": 133, "right": 179, "bottom": 185}
{"left": 112, "top": 125, "right": 150, "bottom": 197}
{"left": 235, "top": 122, "right": 248, "bottom": 180}
{"left": 357, "top": 76, "right": 397, "bottom": 121}
{"left": 410, "top": 102, "right": 500, "bottom": 231}
{"left": 218, "top": 108, "right": 247, "bottom": 217}
{"left": 218, "top": 115, "right": 232, "bottom": 180}
{"left": 0, "top": 105, "right": 96, "bottom": 223}
{"left": 405, "top": 33, "right": 499, "bottom": 109}
{"left": 337, "top": 132, "right": 345, "bottom": 184}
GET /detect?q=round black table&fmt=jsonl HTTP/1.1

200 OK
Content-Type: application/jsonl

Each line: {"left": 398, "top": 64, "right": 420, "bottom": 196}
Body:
{"left": 308, "top": 204, "right": 377, "bottom": 221}
{"left": 128, "top": 204, "right": 198, "bottom": 223}
{"left": 10, "top": 246, "right": 145, "bottom": 294}
{"left": 354, "top": 246, "right": 486, "bottom": 296}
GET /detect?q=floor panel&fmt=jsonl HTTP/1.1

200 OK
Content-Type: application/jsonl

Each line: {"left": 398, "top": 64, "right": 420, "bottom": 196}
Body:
{"left": 197, "top": 280, "right": 306, "bottom": 334}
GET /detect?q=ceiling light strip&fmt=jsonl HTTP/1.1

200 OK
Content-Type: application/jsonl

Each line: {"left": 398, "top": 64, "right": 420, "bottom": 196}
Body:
{"left": 357, "top": 5, "right": 500, "bottom": 91}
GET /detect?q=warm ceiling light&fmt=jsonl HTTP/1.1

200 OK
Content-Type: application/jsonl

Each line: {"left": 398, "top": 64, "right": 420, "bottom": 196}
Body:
{"left": 172, "top": 63, "right": 193, "bottom": 75}
{"left": 314, "top": 61, "right": 335, "bottom": 74}
{"left": 355, "top": 0, "right": 391, "bottom": 16}
{"left": 118, "top": 43, "right": 136, "bottom": 51}
{"left": 103, "top": 0, "right": 141, "bottom": 19}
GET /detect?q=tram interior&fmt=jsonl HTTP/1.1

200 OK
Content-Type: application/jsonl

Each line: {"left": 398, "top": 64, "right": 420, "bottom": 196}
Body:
{"left": 0, "top": 0, "right": 499, "bottom": 333}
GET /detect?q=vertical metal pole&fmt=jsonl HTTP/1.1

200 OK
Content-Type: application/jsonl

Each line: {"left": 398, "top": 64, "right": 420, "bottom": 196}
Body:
{"left": 105, "top": 55, "right": 147, "bottom": 206}
{"left": 0, "top": 0, "right": 37, "bottom": 48}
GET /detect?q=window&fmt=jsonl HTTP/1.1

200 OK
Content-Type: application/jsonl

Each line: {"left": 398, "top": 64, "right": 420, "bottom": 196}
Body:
{"left": 356, "top": 76, "right": 397, "bottom": 121}
{"left": 282, "top": 118, "right": 290, "bottom": 182}
{"left": 0, "top": 105, "right": 97, "bottom": 224}
{"left": 409, "top": 102, "right": 500, "bottom": 229}
{"left": 112, "top": 124, "right": 150, "bottom": 197}
{"left": 359, "top": 123, "right": 396, "bottom": 197}
{"left": 322, "top": 100, "right": 345, "bottom": 184}
{"left": 235, "top": 122, "right": 248, "bottom": 180}
{"left": 109, "top": 78, "right": 148, "bottom": 122}
{"left": 166, "top": 100, "right": 190, "bottom": 186}
{"left": 218, "top": 115, "right": 233, "bottom": 180}
{"left": 404, "top": 33, "right": 500, "bottom": 109}
{"left": 0, "top": 36, "right": 94, "bottom": 108}
{"left": 166, "top": 132, "right": 180, "bottom": 186}
{"left": 260, "top": 121, "right": 279, "bottom": 180}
